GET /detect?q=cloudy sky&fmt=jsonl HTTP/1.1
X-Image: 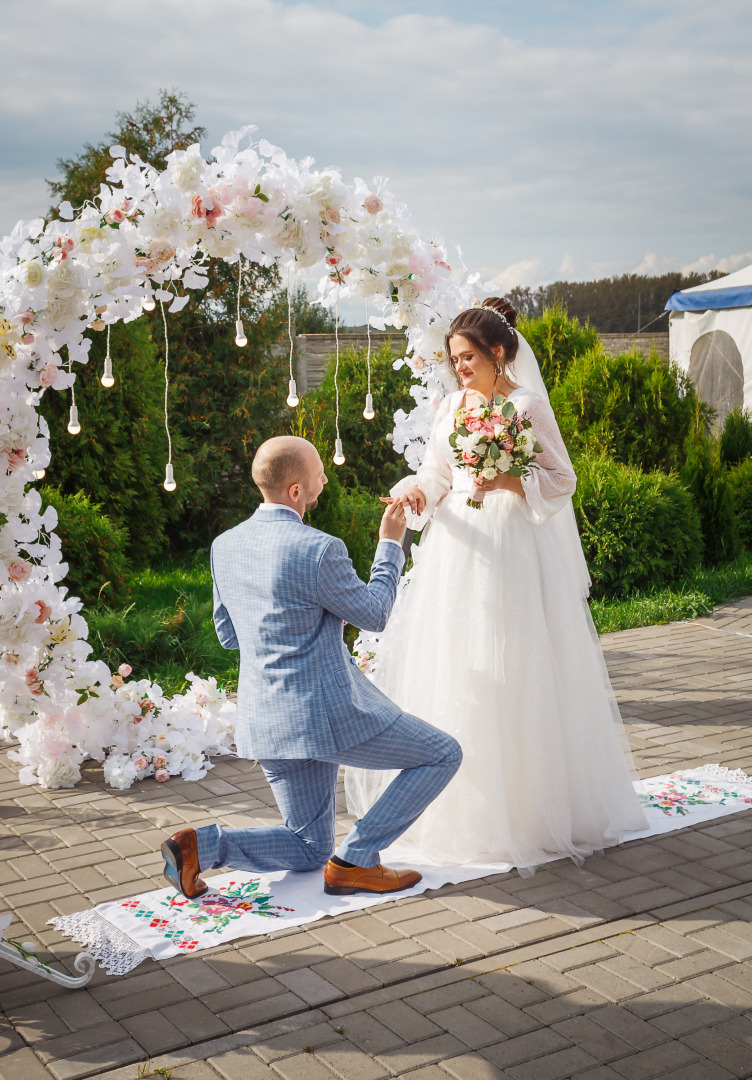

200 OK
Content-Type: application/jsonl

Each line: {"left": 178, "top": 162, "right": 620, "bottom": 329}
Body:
{"left": 1, "top": 0, "right": 750, "bottom": 293}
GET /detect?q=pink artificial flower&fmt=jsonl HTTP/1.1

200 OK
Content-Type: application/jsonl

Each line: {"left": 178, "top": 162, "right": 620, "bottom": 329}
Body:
{"left": 133, "top": 754, "right": 149, "bottom": 772}
{"left": 21, "top": 333, "right": 34, "bottom": 345}
{"left": 363, "top": 194, "right": 383, "bottom": 214}
{"left": 110, "top": 674, "right": 124, "bottom": 689}
{"left": 135, "top": 257, "right": 157, "bottom": 275}
{"left": 325, "top": 253, "right": 341, "bottom": 266}
{"left": 462, "top": 451, "right": 479, "bottom": 465}
{"left": 194, "top": 690, "right": 208, "bottom": 706}
{"left": 106, "top": 208, "right": 125, "bottom": 224}
{"left": 34, "top": 600, "right": 52, "bottom": 623}
{"left": 140, "top": 698, "right": 156, "bottom": 714}
{"left": 204, "top": 194, "right": 222, "bottom": 228}
{"left": 39, "top": 364, "right": 58, "bottom": 388}
{"left": 190, "top": 194, "right": 206, "bottom": 219}
{"left": 4, "top": 448, "right": 26, "bottom": 471}
{"left": 153, "top": 754, "right": 167, "bottom": 769}
{"left": 325, "top": 207, "right": 341, "bottom": 224}
{"left": 413, "top": 357, "right": 426, "bottom": 371}
{"left": 118, "top": 663, "right": 132, "bottom": 677}
{"left": 155, "top": 768, "right": 170, "bottom": 783}
{"left": 25, "top": 669, "right": 44, "bottom": 695}
{"left": 8, "top": 559, "right": 32, "bottom": 582}
{"left": 434, "top": 259, "right": 451, "bottom": 271}
{"left": 19, "top": 310, "right": 35, "bottom": 325}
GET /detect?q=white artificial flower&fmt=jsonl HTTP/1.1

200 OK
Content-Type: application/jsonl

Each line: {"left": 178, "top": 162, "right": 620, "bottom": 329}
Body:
{"left": 170, "top": 145, "right": 206, "bottom": 191}
{"left": 35, "top": 757, "right": 81, "bottom": 790}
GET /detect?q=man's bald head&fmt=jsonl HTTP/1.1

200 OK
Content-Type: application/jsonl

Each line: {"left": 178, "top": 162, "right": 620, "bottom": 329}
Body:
{"left": 252, "top": 436, "right": 320, "bottom": 500}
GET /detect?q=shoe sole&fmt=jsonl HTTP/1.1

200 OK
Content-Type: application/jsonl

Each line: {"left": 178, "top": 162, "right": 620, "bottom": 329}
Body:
{"left": 324, "top": 874, "right": 422, "bottom": 896}
{"left": 160, "top": 839, "right": 208, "bottom": 900}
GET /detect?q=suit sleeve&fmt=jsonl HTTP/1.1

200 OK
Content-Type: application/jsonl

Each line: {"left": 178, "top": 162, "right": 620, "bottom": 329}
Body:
{"left": 210, "top": 546, "right": 240, "bottom": 650}
{"left": 316, "top": 537, "right": 404, "bottom": 633}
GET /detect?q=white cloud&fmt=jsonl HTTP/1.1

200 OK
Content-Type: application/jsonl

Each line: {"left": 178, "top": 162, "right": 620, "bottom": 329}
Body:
{"left": 681, "top": 251, "right": 752, "bottom": 276}
{"left": 489, "top": 260, "right": 546, "bottom": 291}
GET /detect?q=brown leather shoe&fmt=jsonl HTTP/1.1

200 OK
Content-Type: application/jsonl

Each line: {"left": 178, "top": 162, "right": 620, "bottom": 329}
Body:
{"left": 161, "top": 829, "right": 208, "bottom": 900}
{"left": 323, "top": 860, "right": 422, "bottom": 896}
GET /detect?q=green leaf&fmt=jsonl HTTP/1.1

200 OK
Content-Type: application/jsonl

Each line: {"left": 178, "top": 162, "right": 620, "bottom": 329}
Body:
{"left": 533, "top": 442, "right": 543, "bottom": 454}
{"left": 508, "top": 466, "right": 524, "bottom": 477}
{"left": 501, "top": 401, "right": 517, "bottom": 420}
{"left": 488, "top": 442, "right": 501, "bottom": 459}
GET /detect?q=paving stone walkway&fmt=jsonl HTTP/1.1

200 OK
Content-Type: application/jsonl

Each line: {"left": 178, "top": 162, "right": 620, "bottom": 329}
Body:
{"left": 1, "top": 598, "right": 751, "bottom": 1080}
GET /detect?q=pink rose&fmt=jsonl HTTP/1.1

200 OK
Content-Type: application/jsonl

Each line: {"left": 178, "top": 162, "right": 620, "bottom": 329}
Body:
{"left": 325, "top": 253, "right": 341, "bottom": 267}
{"left": 5, "top": 448, "right": 26, "bottom": 471}
{"left": 34, "top": 600, "right": 52, "bottom": 623}
{"left": 465, "top": 417, "right": 483, "bottom": 432}
{"left": 118, "top": 663, "right": 132, "bottom": 677}
{"left": 19, "top": 310, "right": 35, "bottom": 325}
{"left": 39, "top": 364, "right": 58, "bottom": 388}
{"left": 140, "top": 698, "right": 155, "bottom": 714}
{"left": 25, "top": 669, "right": 44, "bottom": 695}
{"left": 153, "top": 754, "right": 167, "bottom": 769}
{"left": 106, "top": 208, "right": 125, "bottom": 224}
{"left": 8, "top": 559, "right": 32, "bottom": 582}
{"left": 135, "top": 257, "right": 157, "bottom": 275}
{"left": 462, "top": 451, "right": 479, "bottom": 465}
{"left": 22, "top": 334, "right": 34, "bottom": 345}
{"left": 413, "top": 357, "right": 426, "bottom": 371}
{"left": 325, "top": 207, "right": 341, "bottom": 224}
{"left": 155, "top": 768, "right": 170, "bottom": 783}
{"left": 363, "top": 195, "right": 383, "bottom": 214}
{"left": 133, "top": 755, "right": 149, "bottom": 772}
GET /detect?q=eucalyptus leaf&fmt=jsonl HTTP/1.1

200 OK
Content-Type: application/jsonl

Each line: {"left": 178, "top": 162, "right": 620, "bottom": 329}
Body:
{"left": 501, "top": 401, "right": 516, "bottom": 420}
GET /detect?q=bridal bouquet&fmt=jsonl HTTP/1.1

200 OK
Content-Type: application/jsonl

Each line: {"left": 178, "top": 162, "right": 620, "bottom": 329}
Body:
{"left": 449, "top": 395, "right": 542, "bottom": 509}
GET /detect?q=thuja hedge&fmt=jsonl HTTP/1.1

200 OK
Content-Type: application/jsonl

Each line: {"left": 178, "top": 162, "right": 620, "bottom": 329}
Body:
{"left": 571, "top": 452, "right": 704, "bottom": 598}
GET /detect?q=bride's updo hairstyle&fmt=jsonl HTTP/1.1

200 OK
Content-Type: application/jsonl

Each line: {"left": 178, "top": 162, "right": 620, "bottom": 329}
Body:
{"left": 445, "top": 297, "right": 519, "bottom": 385}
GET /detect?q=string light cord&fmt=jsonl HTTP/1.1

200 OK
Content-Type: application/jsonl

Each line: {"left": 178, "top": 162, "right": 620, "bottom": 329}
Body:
{"left": 363, "top": 300, "right": 374, "bottom": 419}
{"left": 285, "top": 266, "right": 299, "bottom": 406}
{"left": 333, "top": 299, "right": 345, "bottom": 463}
{"left": 160, "top": 301, "right": 176, "bottom": 490}
{"left": 234, "top": 258, "right": 247, "bottom": 346}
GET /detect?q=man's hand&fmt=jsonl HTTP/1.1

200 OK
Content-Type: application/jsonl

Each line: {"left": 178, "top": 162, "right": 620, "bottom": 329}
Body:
{"left": 392, "top": 487, "right": 427, "bottom": 516}
{"left": 379, "top": 499, "right": 407, "bottom": 543}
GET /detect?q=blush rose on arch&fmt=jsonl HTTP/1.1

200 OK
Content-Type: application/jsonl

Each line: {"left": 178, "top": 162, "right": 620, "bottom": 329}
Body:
{"left": 0, "top": 124, "right": 487, "bottom": 791}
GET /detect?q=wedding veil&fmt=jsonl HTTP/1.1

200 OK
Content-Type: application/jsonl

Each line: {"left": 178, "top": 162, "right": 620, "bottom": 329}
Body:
{"left": 509, "top": 332, "right": 592, "bottom": 601}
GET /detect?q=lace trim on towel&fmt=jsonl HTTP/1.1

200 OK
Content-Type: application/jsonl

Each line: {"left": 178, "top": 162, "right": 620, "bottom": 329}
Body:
{"left": 48, "top": 911, "right": 152, "bottom": 975}
{"left": 694, "top": 764, "right": 752, "bottom": 789}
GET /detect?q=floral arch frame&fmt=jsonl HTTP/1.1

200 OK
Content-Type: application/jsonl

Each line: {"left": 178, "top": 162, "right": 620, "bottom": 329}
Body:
{"left": 0, "top": 125, "right": 483, "bottom": 790}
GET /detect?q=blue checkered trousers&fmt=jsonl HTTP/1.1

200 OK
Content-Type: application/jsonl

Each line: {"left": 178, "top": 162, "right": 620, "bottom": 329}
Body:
{"left": 196, "top": 504, "right": 462, "bottom": 872}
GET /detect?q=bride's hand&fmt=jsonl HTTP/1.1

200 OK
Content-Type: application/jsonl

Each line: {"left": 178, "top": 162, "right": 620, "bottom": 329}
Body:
{"left": 475, "top": 473, "right": 524, "bottom": 495}
{"left": 393, "top": 488, "right": 426, "bottom": 516}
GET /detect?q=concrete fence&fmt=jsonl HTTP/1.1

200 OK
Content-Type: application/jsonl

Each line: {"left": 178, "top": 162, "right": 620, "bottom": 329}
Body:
{"left": 293, "top": 330, "right": 670, "bottom": 391}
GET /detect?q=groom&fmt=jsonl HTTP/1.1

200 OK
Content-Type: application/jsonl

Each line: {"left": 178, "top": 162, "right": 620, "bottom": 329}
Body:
{"left": 160, "top": 436, "right": 462, "bottom": 899}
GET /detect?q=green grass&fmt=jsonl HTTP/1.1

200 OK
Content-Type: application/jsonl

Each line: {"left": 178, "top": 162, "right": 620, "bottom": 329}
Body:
{"left": 87, "top": 552, "right": 752, "bottom": 695}
{"left": 86, "top": 555, "right": 239, "bottom": 697}
{"left": 590, "top": 551, "right": 752, "bottom": 634}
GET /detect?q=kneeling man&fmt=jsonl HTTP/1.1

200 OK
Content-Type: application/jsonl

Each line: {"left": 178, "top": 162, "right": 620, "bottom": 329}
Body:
{"left": 160, "top": 436, "right": 462, "bottom": 898}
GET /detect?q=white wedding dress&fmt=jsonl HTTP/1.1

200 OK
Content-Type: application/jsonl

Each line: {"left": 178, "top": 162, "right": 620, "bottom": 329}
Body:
{"left": 346, "top": 362, "right": 648, "bottom": 872}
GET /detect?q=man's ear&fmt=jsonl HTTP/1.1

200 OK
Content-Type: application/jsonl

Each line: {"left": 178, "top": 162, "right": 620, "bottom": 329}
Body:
{"left": 288, "top": 481, "right": 301, "bottom": 502}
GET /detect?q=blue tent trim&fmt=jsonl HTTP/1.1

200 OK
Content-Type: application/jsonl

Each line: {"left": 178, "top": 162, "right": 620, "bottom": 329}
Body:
{"left": 665, "top": 285, "right": 752, "bottom": 312}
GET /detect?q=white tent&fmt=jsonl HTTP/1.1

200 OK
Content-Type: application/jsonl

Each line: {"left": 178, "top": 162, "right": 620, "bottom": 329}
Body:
{"left": 666, "top": 264, "right": 752, "bottom": 427}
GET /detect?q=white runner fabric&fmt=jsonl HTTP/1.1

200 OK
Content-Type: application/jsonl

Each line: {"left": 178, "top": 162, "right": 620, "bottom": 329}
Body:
{"left": 50, "top": 765, "right": 752, "bottom": 975}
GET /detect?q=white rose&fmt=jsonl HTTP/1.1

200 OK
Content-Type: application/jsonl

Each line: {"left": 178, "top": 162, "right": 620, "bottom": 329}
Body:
{"left": 496, "top": 449, "right": 512, "bottom": 471}
{"left": 21, "top": 262, "right": 44, "bottom": 288}
{"left": 171, "top": 147, "right": 205, "bottom": 191}
{"left": 481, "top": 466, "right": 498, "bottom": 480}
{"left": 400, "top": 281, "right": 420, "bottom": 302}
{"left": 387, "top": 261, "right": 409, "bottom": 281}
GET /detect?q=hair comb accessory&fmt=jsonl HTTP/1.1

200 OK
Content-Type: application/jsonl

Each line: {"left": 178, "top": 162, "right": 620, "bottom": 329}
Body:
{"left": 482, "top": 305, "right": 514, "bottom": 330}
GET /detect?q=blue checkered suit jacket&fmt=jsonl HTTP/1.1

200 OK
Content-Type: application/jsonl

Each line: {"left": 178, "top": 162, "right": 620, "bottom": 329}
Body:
{"left": 210, "top": 506, "right": 405, "bottom": 759}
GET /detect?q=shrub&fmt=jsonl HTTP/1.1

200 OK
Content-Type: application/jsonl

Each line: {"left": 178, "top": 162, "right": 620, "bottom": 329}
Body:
{"left": 41, "top": 487, "right": 130, "bottom": 607}
{"left": 299, "top": 342, "right": 415, "bottom": 493}
{"left": 518, "top": 302, "right": 599, "bottom": 389}
{"left": 727, "top": 460, "right": 752, "bottom": 548}
{"left": 39, "top": 319, "right": 179, "bottom": 565}
{"left": 572, "top": 452, "right": 703, "bottom": 598}
{"left": 681, "top": 433, "right": 741, "bottom": 566}
{"left": 551, "top": 348, "right": 705, "bottom": 472}
{"left": 719, "top": 406, "right": 752, "bottom": 466}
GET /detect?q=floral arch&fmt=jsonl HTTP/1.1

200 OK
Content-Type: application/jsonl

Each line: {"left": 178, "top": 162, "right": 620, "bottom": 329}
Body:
{"left": 0, "top": 125, "right": 483, "bottom": 790}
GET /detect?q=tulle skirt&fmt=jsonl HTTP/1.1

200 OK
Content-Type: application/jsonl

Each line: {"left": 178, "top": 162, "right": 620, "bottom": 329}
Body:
{"left": 345, "top": 481, "right": 648, "bottom": 872}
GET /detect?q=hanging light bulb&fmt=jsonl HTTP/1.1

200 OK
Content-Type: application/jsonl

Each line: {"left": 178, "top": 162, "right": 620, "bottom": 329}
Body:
{"left": 234, "top": 319, "right": 247, "bottom": 347}
{"left": 333, "top": 438, "right": 345, "bottom": 466}
{"left": 101, "top": 355, "right": 114, "bottom": 387}
{"left": 33, "top": 469, "right": 46, "bottom": 480}
{"left": 163, "top": 463, "right": 176, "bottom": 492}
{"left": 286, "top": 378, "right": 299, "bottom": 408}
{"left": 142, "top": 293, "right": 156, "bottom": 312}
{"left": 363, "top": 393, "right": 375, "bottom": 420}
{"left": 67, "top": 406, "right": 81, "bottom": 435}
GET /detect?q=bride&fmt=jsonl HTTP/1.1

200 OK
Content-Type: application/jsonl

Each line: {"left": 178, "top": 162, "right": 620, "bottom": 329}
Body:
{"left": 346, "top": 298, "right": 647, "bottom": 872}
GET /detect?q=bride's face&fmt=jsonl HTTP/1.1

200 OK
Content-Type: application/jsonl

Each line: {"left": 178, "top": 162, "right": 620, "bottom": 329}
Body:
{"left": 449, "top": 334, "right": 501, "bottom": 391}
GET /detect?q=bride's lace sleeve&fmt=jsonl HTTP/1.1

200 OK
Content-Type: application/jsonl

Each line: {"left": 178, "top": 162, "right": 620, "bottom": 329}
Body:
{"left": 514, "top": 391, "right": 577, "bottom": 523}
{"left": 390, "top": 395, "right": 453, "bottom": 531}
